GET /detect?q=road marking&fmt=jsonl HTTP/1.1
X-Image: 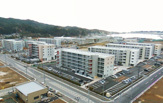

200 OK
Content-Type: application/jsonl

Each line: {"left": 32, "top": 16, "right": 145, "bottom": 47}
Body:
{"left": 145, "top": 82, "right": 148, "bottom": 84}
{"left": 155, "top": 75, "right": 157, "bottom": 77}
{"left": 159, "top": 73, "right": 161, "bottom": 74}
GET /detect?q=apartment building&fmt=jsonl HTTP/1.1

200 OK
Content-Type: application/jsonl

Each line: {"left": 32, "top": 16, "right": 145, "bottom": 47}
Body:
{"left": 154, "top": 44, "right": 162, "bottom": 56}
{"left": 125, "top": 42, "right": 162, "bottom": 56}
{"left": 56, "top": 49, "right": 115, "bottom": 78}
{"left": 89, "top": 46, "right": 139, "bottom": 66}
{"left": 28, "top": 41, "right": 56, "bottom": 61}
{"left": 38, "top": 38, "right": 61, "bottom": 47}
{"left": 2, "top": 39, "right": 24, "bottom": 52}
{"left": 106, "top": 43, "right": 153, "bottom": 59}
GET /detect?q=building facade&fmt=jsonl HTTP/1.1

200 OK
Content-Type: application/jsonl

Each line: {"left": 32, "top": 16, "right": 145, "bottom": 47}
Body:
{"left": 2, "top": 39, "right": 24, "bottom": 52}
{"left": 16, "top": 82, "right": 47, "bottom": 103}
{"left": 38, "top": 38, "right": 61, "bottom": 47}
{"left": 56, "top": 49, "right": 115, "bottom": 78}
{"left": 89, "top": 46, "right": 139, "bottom": 66}
{"left": 28, "top": 41, "right": 56, "bottom": 61}
{"left": 154, "top": 44, "right": 162, "bottom": 56}
{"left": 106, "top": 43, "right": 153, "bottom": 59}
{"left": 125, "top": 42, "right": 162, "bottom": 56}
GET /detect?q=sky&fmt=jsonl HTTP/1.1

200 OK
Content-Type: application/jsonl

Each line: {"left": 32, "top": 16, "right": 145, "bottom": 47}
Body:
{"left": 1, "top": 0, "right": 163, "bottom": 32}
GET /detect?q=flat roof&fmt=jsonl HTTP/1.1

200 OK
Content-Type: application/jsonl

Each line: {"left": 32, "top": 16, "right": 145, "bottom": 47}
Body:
{"left": 106, "top": 43, "right": 144, "bottom": 47}
{"left": 90, "top": 46, "right": 139, "bottom": 51}
{"left": 16, "top": 82, "right": 46, "bottom": 96}
{"left": 126, "top": 42, "right": 154, "bottom": 45}
{"left": 61, "top": 48, "right": 114, "bottom": 58}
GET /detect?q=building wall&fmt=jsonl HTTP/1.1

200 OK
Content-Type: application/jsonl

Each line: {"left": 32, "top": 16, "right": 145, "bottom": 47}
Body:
{"left": 27, "top": 88, "right": 47, "bottom": 103}
{"left": 16, "top": 88, "right": 47, "bottom": 103}
{"left": 126, "top": 42, "right": 155, "bottom": 57}
{"left": 38, "top": 38, "right": 61, "bottom": 47}
{"left": 56, "top": 49, "right": 114, "bottom": 78}
{"left": 154, "top": 44, "right": 162, "bottom": 56}
{"left": 2, "top": 39, "right": 24, "bottom": 52}
{"left": 28, "top": 42, "right": 55, "bottom": 61}
{"left": 103, "top": 56, "right": 114, "bottom": 77}
{"left": 106, "top": 43, "right": 152, "bottom": 59}
{"left": 89, "top": 46, "right": 139, "bottom": 66}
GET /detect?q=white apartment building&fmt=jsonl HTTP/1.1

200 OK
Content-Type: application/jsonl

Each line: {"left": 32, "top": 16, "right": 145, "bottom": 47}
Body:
{"left": 28, "top": 41, "right": 56, "bottom": 61}
{"left": 154, "top": 44, "right": 162, "bottom": 56}
{"left": 106, "top": 43, "right": 153, "bottom": 59}
{"left": 38, "top": 38, "right": 61, "bottom": 47}
{"left": 2, "top": 39, "right": 24, "bottom": 52}
{"left": 56, "top": 49, "right": 115, "bottom": 78}
{"left": 125, "top": 42, "right": 162, "bottom": 56}
{"left": 89, "top": 46, "right": 139, "bottom": 66}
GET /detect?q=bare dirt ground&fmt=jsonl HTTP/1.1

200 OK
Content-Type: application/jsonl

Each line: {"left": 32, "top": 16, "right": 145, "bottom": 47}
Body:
{"left": 79, "top": 41, "right": 109, "bottom": 50}
{"left": 0, "top": 67, "right": 28, "bottom": 90}
{"left": 134, "top": 77, "right": 163, "bottom": 103}
{"left": 144, "top": 41, "right": 163, "bottom": 45}
{"left": 50, "top": 99, "right": 66, "bottom": 103}
{"left": 0, "top": 61, "right": 4, "bottom": 66}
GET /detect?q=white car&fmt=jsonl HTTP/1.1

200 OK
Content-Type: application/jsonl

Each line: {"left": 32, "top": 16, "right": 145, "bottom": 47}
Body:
{"left": 48, "top": 67, "right": 53, "bottom": 71}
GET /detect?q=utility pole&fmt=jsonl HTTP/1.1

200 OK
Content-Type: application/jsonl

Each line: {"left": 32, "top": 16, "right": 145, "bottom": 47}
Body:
{"left": 88, "top": 88, "right": 90, "bottom": 103}
{"left": 26, "top": 65, "right": 27, "bottom": 74}
{"left": 138, "top": 66, "right": 140, "bottom": 78}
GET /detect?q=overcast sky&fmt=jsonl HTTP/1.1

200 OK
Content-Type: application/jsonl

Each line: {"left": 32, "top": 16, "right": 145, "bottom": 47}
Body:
{"left": 1, "top": 0, "right": 163, "bottom": 32}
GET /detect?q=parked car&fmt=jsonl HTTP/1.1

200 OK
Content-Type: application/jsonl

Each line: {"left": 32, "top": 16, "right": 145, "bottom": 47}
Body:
{"left": 144, "top": 69, "right": 149, "bottom": 72}
{"left": 111, "top": 75, "right": 118, "bottom": 79}
{"left": 48, "top": 67, "right": 53, "bottom": 71}
{"left": 130, "top": 76, "right": 136, "bottom": 80}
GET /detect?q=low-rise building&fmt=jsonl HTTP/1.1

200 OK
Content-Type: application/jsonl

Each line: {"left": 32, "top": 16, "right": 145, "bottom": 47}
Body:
{"left": 16, "top": 82, "right": 47, "bottom": 103}
{"left": 56, "top": 48, "right": 115, "bottom": 78}
{"left": 89, "top": 46, "right": 139, "bottom": 66}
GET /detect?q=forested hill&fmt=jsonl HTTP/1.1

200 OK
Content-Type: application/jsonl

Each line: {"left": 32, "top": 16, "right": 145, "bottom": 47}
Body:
{"left": 0, "top": 17, "right": 110, "bottom": 37}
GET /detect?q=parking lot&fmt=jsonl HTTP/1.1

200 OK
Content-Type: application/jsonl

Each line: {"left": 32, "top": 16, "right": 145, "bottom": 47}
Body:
{"left": 38, "top": 63, "right": 92, "bottom": 86}
{"left": 87, "top": 55, "right": 163, "bottom": 96}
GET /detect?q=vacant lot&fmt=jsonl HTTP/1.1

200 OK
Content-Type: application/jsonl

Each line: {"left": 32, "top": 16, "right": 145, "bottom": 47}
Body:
{"left": 79, "top": 41, "right": 109, "bottom": 50}
{"left": 0, "top": 67, "right": 28, "bottom": 90}
{"left": 134, "top": 77, "right": 163, "bottom": 103}
{"left": 51, "top": 99, "right": 66, "bottom": 103}
{"left": 0, "top": 61, "right": 4, "bottom": 66}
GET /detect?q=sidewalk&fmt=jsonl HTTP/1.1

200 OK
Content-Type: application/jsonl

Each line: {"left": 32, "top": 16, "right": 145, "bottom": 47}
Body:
{"left": 81, "top": 77, "right": 102, "bottom": 89}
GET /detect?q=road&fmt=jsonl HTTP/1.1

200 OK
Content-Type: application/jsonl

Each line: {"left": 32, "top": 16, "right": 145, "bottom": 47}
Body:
{"left": 0, "top": 54, "right": 162, "bottom": 103}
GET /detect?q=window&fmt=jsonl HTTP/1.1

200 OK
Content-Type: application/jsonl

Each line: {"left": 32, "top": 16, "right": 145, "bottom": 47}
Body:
{"left": 34, "top": 96, "right": 39, "bottom": 100}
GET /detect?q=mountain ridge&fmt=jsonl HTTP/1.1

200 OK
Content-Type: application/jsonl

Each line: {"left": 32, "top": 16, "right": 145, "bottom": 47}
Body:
{"left": 0, "top": 17, "right": 111, "bottom": 37}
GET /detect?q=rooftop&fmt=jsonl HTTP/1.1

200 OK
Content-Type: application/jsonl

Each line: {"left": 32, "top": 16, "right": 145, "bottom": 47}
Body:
{"left": 61, "top": 48, "right": 114, "bottom": 58}
{"left": 16, "top": 82, "right": 46, "bottom": 96}
{"left": 90, "top": 46, "right": 139, "bottom": 51}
